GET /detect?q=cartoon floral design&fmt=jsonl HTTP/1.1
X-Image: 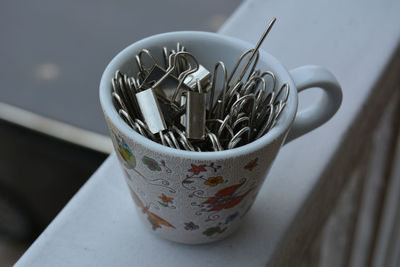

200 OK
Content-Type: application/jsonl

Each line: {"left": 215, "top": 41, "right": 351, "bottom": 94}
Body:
{"left": 142, "top": 156, "right": 161, "bottom": 171}
{"left": 244, "top": 158, "right": 258, "bottom": 171}
{"left": 201, "top": 212, "right": 242, "bottom": 238}
{"left": 182, "top": 179, "right": 195, "bottom": 185}
{"left": 158, "top": 193, "right": 174, "bottom": 207}
{"left": 202, "top": 225, "right": 227, "bottom": 237}
{"left": 184, "top": 222, "right": 199, "bottom": 231}
{"left": 202, "top": 180, "right": 252, "bottom": 212}
{"left": 115, "top": 135, "right": 136, "bottom": 169}
{"left": 128, "top": 187, "right": 175, "bottom": 231}
{"left": 113, "top": 134, "right": 175, "bottom": 192}
{"left": 182, "top": 163, "right": 223, "bottom": 189}
{"left": 225, "top": 212, "right": 240, "bottom": 224}
{"left": 204, "top": 176, "right": 224, "bottom": 187}
{"left": 159, "top": 193, "right": 173, "bottom": 203}
{"left": 188, "top": 164, "right": 207, "bottom": 175}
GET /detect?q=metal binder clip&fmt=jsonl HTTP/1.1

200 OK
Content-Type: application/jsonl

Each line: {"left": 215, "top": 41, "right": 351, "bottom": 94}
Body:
{"left": 169, "top": 52, "right": 200, "bottom": 103}
{"left": 135, "top": 49, "right": 160, "bottom": 80}
{"left": 141, "top": 64, "right": 175, "bottom": 99}
{"left": 185, "top": 80, "right": 206, "bottom": 140}
{"left": 135, "top": 52, "right": 197, "bottom": 134}
{"left": 180, "top": 94, "right": 186, "bottom": 126}
{"left": 142, "top": 52, "right": 197, "bottom": 100}
{"left": 135, "top": 88, "right": 167, "bottom": 134}
{"left": 183, "top": 65, "right": 211, "bottom": 89}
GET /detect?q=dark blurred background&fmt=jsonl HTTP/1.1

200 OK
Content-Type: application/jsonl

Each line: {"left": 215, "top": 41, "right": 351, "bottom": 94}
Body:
{"left": 0, "top": 0, "right": 242, "bottom": 265}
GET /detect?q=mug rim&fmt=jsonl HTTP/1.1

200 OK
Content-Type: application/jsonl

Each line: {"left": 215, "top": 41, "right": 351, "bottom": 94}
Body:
{"left": 99, "top": 31, "right": 298, "bottom": 160}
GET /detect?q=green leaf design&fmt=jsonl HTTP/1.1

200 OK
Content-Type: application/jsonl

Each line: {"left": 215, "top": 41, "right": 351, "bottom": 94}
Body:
{"left": 142, "top": 156, "right": 161, "bottom": 171}
{"left": 147, "top": 216, "right": 159, "bottom": 230}
{"left": 158, "top": 201, "right": 168, "bottom": 207}
{"left": 202, "top": 226, "right": 220, "bottom": 236}
{"left": 182, "top": 180, "right": 194, "bottom": 184}
{"left": 118, "top": 143, "right": 136, "bottom": 169}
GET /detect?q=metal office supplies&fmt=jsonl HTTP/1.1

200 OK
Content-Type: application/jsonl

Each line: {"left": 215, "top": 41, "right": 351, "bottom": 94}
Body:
{"left": 185, "top": 80, "right": 207, "bottom": 140}
{"left": 111, "top": 18, "right": 290, "bottom": 151}
{"left": 183, "top": 65, "right": 211, "bottom": 89}
{"left": 229, "top": 18, "right": 276, "bottom": 87}
{"left": 135, "top": 52, "right": 198, "bottom": 134}
{"left": 209, "top": 61, "right": 227, "bottom": 121}
{"left": 135, "top": 88, "right": 167, "bottom": 134}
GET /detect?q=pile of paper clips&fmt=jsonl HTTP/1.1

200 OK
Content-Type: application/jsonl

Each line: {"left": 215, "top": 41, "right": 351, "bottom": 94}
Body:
{"left": 111, "top": 18, "right": 289, "bottom": 151}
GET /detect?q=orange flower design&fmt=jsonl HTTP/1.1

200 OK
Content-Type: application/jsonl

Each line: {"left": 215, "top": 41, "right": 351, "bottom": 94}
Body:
{"left": 244, "top": 158, "right": 258, "bottom": 171}
{"left": 159, "top": 193, "right": 173, "bottom": 204}
{"left": 204, "top": 176, "right": 224, "bottom": 187}
{"left": 188, "top": 164, "right": 207, "bottom": 175}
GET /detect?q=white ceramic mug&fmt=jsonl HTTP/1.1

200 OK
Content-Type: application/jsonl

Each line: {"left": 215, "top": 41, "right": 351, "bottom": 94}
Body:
{"left": 99, "top": 31, "right": 342, "bottom": 244}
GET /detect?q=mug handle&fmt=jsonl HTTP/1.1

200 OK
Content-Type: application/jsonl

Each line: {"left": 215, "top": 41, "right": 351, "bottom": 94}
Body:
{"left": 285, "top": 65, "right": 342, "bottom": 143}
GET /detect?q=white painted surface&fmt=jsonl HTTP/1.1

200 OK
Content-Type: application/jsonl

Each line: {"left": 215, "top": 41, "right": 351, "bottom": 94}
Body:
{"left": 15, "top": 0, "right": 400, "bottom": 266}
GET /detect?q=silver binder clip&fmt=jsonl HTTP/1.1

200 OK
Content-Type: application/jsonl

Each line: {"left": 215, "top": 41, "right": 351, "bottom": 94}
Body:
{"left": 135, "top": 52, "right": 196, "bottom": 133}
{"left": 185, "top": 80, "right": 206, "bottom": 140}
{"left": 135, "top": 88, "right": 167, "bottom": 134}
{"left": 141, "top": 64, "right": 189, "bottom": 101}
{"left": 183, "top": 65, "right": 211, "bottom": 89}
{"left": 140, "top": 51, "right": 197, "bottom": 100}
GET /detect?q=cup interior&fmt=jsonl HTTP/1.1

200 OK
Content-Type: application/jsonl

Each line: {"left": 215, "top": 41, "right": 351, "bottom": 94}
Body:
{"left": 100, "top": 31, "right": 298, "bottom": 159}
